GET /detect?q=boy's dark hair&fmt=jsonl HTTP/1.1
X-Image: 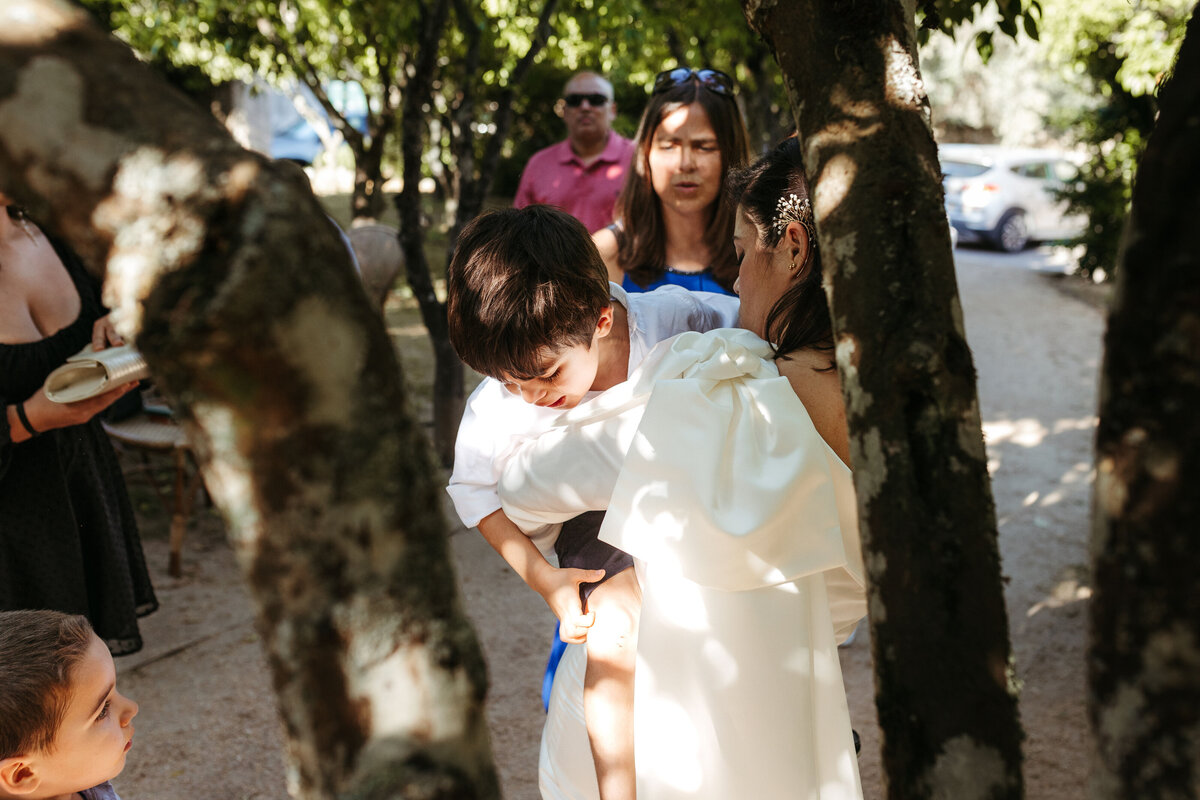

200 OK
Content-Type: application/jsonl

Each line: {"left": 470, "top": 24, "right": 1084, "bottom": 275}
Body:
{"left": 447, "top": 205, "right": 611, "bottom": 379}
{"left": 0, "top": 610, "right": 94, "bottom": 759}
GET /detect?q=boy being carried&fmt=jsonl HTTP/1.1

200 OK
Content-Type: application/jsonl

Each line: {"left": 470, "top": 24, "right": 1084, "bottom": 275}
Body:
{"left": 446, "top": 205, "right": 738, "bottom": 799}
{"left": 0, "top": 610, "right": 138, "bottom": 800}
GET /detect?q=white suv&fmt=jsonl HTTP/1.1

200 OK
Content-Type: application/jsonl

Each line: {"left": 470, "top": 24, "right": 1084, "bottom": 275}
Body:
{"left": 940, "top": 144, "right": 1086, "bottom": 252}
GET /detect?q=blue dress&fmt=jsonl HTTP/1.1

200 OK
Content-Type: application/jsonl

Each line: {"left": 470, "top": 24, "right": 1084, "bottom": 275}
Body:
{"left": 622, "top": 267, "right": 735, "bottom": 296}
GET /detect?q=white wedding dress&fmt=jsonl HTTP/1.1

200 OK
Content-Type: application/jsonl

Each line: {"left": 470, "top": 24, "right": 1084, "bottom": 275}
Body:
{"left": 500, "top": 328, "right": 866, "bottom": 800}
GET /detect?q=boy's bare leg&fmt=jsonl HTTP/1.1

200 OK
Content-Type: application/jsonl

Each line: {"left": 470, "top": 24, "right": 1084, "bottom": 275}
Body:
{"left": 582, "top": 566, "right": 641, "bottom": 800}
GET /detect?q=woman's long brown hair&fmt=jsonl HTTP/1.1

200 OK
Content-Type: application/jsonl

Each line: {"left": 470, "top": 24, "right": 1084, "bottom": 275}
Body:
{"left": 614, "top": 80, "right": 751, "bottom": 292}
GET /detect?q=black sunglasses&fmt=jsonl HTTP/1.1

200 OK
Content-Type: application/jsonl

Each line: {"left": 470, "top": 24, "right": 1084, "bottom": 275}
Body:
{"left": 563, "top": 93, "right": 610, "bottom": 108}
{"left": 652, "top": 68, "right": 735, "bottom": 97}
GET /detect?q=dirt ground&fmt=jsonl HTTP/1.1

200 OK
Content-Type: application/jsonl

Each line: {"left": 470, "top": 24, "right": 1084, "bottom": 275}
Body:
{"left": 113, "top": 246, "right": 1107, "bottom": 799}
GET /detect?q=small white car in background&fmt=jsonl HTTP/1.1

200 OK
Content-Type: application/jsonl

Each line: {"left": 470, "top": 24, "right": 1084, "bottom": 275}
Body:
{"left": 271, "top": 112, "right": 368, "bottom": 166}
{"left": 940, "top": 144, "right": 1087, "bottom": 252}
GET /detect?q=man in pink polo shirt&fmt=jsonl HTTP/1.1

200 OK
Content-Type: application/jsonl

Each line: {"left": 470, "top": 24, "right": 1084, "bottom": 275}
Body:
{"left": 513, "top": 71, "right": 636, "bottom": 233}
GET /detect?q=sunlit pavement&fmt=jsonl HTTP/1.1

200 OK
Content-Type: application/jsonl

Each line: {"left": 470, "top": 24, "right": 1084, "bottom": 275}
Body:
{"left": 953, "top": 241, "right": 1083, "bottom": 274}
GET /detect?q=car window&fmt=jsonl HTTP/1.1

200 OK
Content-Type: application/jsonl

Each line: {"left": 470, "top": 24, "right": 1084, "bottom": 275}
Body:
{"left": 1011, "top": 162, "right": 1050, "bottom": 180}
{"left": 941, "top": 160, "right": 990, "bottom": 179}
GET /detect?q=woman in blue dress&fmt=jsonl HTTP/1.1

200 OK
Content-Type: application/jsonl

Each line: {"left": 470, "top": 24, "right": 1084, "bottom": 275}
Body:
{"left": 593, "top": 68, "right": 752, "bottom": 296}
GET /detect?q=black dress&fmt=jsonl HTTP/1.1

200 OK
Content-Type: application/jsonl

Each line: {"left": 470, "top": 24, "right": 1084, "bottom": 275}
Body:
{"left": 0, "top": 237, "right": 157, "bottom": 655}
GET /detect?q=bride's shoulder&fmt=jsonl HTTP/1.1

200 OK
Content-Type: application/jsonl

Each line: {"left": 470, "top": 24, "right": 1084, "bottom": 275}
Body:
{"left": 776, "top": 347, "right": 850, "bottom": 463}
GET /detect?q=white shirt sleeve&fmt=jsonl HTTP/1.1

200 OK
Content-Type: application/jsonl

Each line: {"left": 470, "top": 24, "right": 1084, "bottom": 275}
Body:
{"left": 446, "top": 377, "right": 565, "bottom": 529}
{"left": 623, "top": 286, "right": 740, "bottom": 366}
{"left": 686, "top": 289, "right": 741, "bottom": 329}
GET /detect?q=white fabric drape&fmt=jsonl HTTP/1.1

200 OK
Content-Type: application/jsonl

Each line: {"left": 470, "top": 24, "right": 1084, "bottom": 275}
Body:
{"left": 501, "top": 328, "right": 866, "bottom": 800}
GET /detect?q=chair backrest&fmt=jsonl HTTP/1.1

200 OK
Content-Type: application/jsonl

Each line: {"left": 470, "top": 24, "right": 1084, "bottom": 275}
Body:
{"left": 347, "top": 224, "right": 404, "bottom": 312}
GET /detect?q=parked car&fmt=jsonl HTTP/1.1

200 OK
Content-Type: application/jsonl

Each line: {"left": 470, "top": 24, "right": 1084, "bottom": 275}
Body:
{"left": 940, "top": 144, "right": 1086, "bottom": 252}
{"left": 271, "top": 112, "right": 368, "bottom": 166}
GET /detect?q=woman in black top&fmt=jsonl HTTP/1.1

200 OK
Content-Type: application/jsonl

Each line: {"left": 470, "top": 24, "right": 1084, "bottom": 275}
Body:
{"left": 0, "top": 196, "right": 156, "bottom": 655}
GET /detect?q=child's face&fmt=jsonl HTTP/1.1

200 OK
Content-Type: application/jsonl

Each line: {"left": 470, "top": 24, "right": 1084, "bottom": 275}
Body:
{"left": 31, "top": 634, "right": 138, "bottom": 796}
{"left": 499, "top": 308, "right": 614, "bottom": 410}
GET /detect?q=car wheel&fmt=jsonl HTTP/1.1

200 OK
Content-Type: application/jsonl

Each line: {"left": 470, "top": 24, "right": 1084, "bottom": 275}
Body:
{"left": 994, "top": 210, "right": 1029, "bottom": 252}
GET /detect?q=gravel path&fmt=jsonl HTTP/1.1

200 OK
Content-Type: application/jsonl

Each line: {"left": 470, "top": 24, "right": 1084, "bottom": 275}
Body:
{"left": 115, "top": 245, "right": 1105, "bottom": 799}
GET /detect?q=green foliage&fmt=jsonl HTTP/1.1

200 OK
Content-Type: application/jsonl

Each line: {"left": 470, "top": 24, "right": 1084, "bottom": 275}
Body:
{"left": 1039, "top": 0, "right": 1189, "bottom": 280}
{"left": 83, "top": 0, "right": 789, "bottom": 204}
{"left": 917, "top": 0, "right": 1042, "bottom": 50}
{"left": 493, "top": 0, "right": 795, "bottom": 193}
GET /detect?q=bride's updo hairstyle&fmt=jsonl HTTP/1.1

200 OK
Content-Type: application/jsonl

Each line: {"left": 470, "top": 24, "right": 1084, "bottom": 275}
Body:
{"left": 727, "top": 135, "right": 832, "bottom": 363}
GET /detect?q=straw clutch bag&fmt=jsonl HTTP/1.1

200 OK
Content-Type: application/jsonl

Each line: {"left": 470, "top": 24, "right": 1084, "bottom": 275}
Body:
{"left": 44, "top": 344, "right": 150, "bottom": 404}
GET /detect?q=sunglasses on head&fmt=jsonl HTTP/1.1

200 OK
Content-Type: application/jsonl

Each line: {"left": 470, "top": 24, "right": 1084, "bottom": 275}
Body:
{"left": 652, "top": 68, "right": 735, "bottom": 97}
{"left": 563, "top": 93, "right": 610, "bottom": 108}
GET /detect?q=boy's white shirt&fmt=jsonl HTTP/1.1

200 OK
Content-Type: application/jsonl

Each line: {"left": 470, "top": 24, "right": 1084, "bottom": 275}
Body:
{"left": 446, "top": 282, "right": 739, "bottom": 561}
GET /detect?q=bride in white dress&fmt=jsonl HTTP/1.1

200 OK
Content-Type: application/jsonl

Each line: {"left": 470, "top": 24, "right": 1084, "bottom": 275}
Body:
{"left": 500, "top": 136, "right": 866, "bottom": 800}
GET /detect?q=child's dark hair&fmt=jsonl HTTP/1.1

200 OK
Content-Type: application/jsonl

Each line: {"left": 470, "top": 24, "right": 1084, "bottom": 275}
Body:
{"left": 447, "top": 205, "right": 612, "bottom": 379}
{"left": 727, "top": 135, "right": 833, "bottom": 362}
{"left": 0, "top": 610, "right": 94, "bottom": 759}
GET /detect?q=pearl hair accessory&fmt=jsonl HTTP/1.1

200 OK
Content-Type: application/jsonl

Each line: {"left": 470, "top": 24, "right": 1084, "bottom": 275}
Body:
{"left": 771, "top": 193, "right": 816, "bottom": 242}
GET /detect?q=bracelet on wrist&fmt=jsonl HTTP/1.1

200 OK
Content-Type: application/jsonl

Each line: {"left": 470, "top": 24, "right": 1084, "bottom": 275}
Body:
{"left": 15, "top": 402, "right": 39, "bottom": 437}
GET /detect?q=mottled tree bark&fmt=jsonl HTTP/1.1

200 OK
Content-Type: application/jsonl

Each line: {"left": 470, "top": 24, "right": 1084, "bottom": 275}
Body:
{"left": 740, "top": 1, "right": 1024, "bottom": 797}
{"left": 0, "top": 3, "right": 499, "bottom": 798}
{"left": 1090, "top": 12, "right": 1200, "bottom": 800}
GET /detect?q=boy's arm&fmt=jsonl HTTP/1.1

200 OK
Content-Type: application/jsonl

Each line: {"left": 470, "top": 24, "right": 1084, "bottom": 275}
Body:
{"left": 477, "top": 508, "right": 605, "bottom": 643}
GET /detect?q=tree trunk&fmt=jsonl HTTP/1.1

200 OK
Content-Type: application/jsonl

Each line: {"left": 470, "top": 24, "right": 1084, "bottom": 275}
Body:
{"left": 741, "top": 1, "right": 1025, "bottom": 797}
{"left": 447, "top": 0, "right": 558, "bottom": 240}
{"left": 348, "top": 105, "right": 396, "bottom": 224}
{"left": 1089, "top": 12, "right": 1200, "bottom": 799}
{"left": 0, "top": 3, "right": 498, "bottom": 797}
{"left": 351, "top": 139, "right": 388, "bottom": 223}
{"left": 394, "top": 0, "right": 463, "bottom": 469}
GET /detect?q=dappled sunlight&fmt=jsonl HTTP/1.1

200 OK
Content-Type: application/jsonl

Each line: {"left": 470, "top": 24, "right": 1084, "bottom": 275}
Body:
{"left": 1058, "top": 461, "right": 1095, "bottom": 487}
{"left": 984, "top": 417, "right": 1053, "bottom": 448}
{"left": 1026, "top": 575, "right": 1092, "bottom": 618}
{"left": 983, "top": 415, "right": 1097, "bottom": 479}
{"left": 635, "top": 691, "right": 704, "bottom": 793}
{"left": 984, "top": 413, "right": 1097, "bottom": 445}
{"left": 1050, "top": 417, "right": 1098, "bottom": 435}
{"left": 643, "top": 551, "right": 705, "bottom": 638}
{"left": 1019, "top": 460, "right": 1094, "bottom": 510}
{"left": 828, "top": 84, "right": 883, "bottom": 126}
{"left": 881, "top": 34, "right": 924, "bottom": 111}
{"left": 627, "top": 567, "right": 858, "bottom": 797}
{"left": 701, "top": 637, "right": 741, "bottom": 687}
{"left": 814, "top": 154, "right": 858, "bottom": 227}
